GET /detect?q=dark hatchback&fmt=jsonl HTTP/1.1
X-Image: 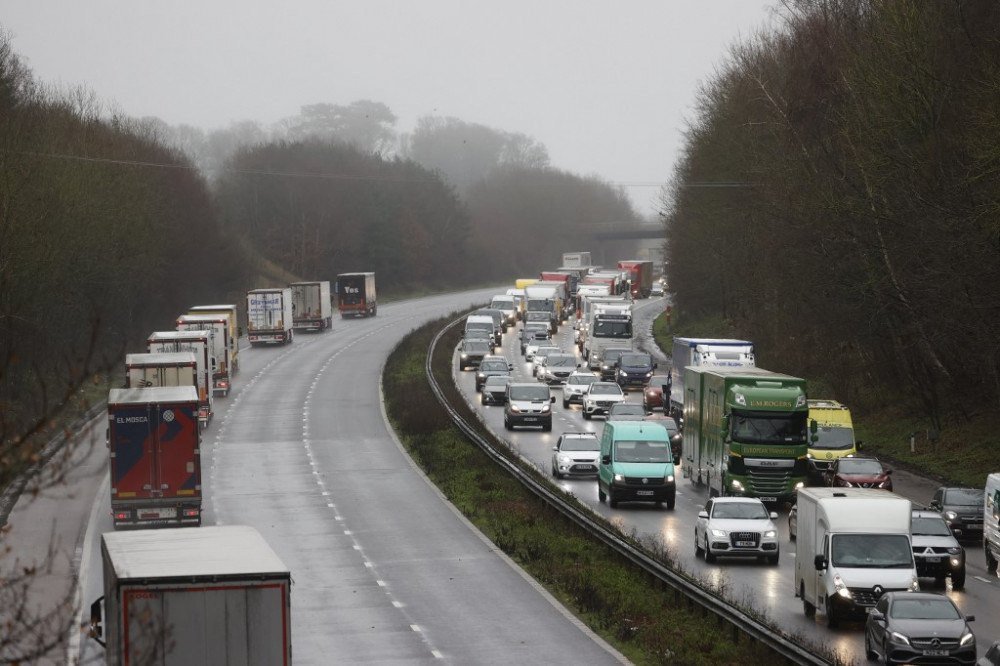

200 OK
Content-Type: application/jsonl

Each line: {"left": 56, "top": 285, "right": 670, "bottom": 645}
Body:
{"left": 931, "top": 487, "right": 984, "bottom": 541}
{"left": 865, "top": 592, "right": 975, "bottom": 665}
{"left": 824, "top": 457, "right": 893, "bottom": 491}
{"left": 615, "top": 352, "right": 657, "bottom": 389}
{"left": 459, "top": 339, "right": 492, "bottom": 370}
{"left": 481, "top": 375, "right": 511, "bottom": 406}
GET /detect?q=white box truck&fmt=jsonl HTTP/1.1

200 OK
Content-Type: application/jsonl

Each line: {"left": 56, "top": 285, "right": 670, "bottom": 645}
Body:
{"left": 561, "top": 251, "right": 592, "bottom": 269}
{"left": 246, "top": 288, "right": 294, "bottom": 345}
{"left": 290, "top": 280, "right": 333, "bottom": 332}
{"left": 89, "top": 525, "right": 291, "bottom": 665}
{"left": 146, "top": 330, "right": 215, "bottom": 427}
{"left": 669, "top": 338, "right": 755, "bottom": 420}
{"left": 986, "top": 472, "right": 1000, "bottom": 573}
{"left": 794, "top": 488, "right": 918, "bottom": 627}
{"left": 187, "top": 304, "right": 240, "bottom": 374}
{"left": 125, "top": 352, "right": 198, "bottom": 391}
{"left": 176, "top": 314, "right": 234, "bottom": 396}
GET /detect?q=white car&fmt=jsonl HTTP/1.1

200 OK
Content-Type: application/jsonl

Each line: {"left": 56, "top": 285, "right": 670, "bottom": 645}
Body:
{"left": 562, "top": 372, "right": 599, "bottom": 408}
{"left": 694, "top": 497, "right": 779, "bottom": 565}
{"left": 540, "top": 354, "right": 579, "bottom": 385}
{"left": 581, "top": 382, "right": 626, "bottom": 420}
{"left": 531, "top": 346, "right": 562, "bottom": 376}
{"left": 525, "top": 341, "right": 556, "bottom": 362}
{"left": 551, "top": 432, "right": 600, "bottom": 479}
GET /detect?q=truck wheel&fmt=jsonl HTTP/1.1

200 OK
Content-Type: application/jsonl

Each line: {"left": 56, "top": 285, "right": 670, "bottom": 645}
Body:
{"left": 666, "top": 496, "right": 675, "bottom": 510}
{"left": 608, "top": 488, "right": 618, "bottom": 508}
{"left": 951, "top": 569, "right": 966, "bottom": 590}
{"left": 598, "top": 487, "right": 606, "bottom": 503}
{"left": 987, "top": 546, "right": 998, "bottom": 573}
{"left": 825, "top": 596, "right": 839, "bottom": 628}
{"left": 801, "top": 583, "right": 815, "bottom": 617}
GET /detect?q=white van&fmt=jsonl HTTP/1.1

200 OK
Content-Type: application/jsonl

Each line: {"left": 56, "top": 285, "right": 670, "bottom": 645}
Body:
{"left": 464, "top": 314, "right": 499, "bottom": 345}
{"left": 794, "top": 488, "right": 918, "bottom": 628}
{"left": 986, "top": 473, "right": 1000, "bottom": 573}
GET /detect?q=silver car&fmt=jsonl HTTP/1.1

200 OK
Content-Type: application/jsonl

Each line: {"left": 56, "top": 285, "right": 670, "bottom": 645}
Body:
{"left": 551, "top": 432, "right": 600, "bottom": 479}
{"left": 562, "top": 372, "right": 598, "bottom": 408}
{"left": 581, "top": 382, "right": 626, "bottom": 420}
{"left": 694, "top": 497, "right": 779, "bottom": 564}
{"left": 540, "top": 354, "right": 579, "bottom": 385}
{"left": 531, "top": 346, "right": 562, "bottom": 376}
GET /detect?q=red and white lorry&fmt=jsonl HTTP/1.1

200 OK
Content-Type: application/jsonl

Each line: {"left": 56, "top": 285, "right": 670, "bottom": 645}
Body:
{"left": 89, "top": 525, "right": 291, "bottom": 665}
{"left": 106, "top": 386, "right": 202, "bottom": 530}
{"left": 617, "top": 260, "right": 654, "bottom": 299}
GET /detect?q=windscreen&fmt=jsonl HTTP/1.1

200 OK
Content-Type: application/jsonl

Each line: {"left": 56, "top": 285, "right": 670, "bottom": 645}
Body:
{"left": 944, "top": 489, "right": 983, "bottom": 506}
{"left": 569, "top": 375, "right": 598, "bottom": 386}
{"left": 812, "top": 425, "right": 854, "bottom": 450}
{"left": 480, "top": 360, "right": 508, "bottom": 371}
{"left": 509, "top": 386, "right": 550, "bottom": 401}
{"left": 547, "top": 356, "right": 576, "bottom": 367}
{"left": 911, "top": 516, "right": 952, "bottom": 536}
{"left": 614, "top": 440, "right": 671, "bottom": 463}
{"left": 712, "top": 502, "right": 769, "bottom": 520}
{"left": 611, "top": 404, "right": 645, "bottom": 415}
{"left": 831, "top": 534, "right": 912, "bottom": 568}
{"left": 731, "top": 410, "right": 807, "bottom": 445}
{"left": 590, "top": 384, "right": 622, "bottom": 395}
{"left": 620, "top": 353, "right": 651, "bottom": 367}
{"left": 561, "top": 436, "right": 599, "bottom": 452}
{"left": 837, "top": 459, "right": 883, "bottom": 475}
{"left": 592, "top": 320, "right": 632, "bottom": 338}
{"left": 890, "top": 598, "right": 960, "bottom": 620}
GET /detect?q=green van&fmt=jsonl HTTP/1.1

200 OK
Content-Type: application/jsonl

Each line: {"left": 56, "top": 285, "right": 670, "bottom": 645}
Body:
{"left": 598, "top": 421, "right": 676, "bottom": 509}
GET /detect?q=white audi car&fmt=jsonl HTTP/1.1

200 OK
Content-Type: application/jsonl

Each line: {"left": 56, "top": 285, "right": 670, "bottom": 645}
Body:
{"left": 694, "top": 497, "right": 779, "bottom": 565}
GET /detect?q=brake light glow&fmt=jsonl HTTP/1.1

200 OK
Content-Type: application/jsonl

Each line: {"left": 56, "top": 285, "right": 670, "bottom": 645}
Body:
{"left": 183, "top": 509, "right": 199, "bottom": 517}
{"left": 114, "top": 511, "right": 129, "bottom": 520}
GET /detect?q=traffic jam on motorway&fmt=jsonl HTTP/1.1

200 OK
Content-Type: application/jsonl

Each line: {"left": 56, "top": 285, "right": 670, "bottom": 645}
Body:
{"left": 456, "top": 251, "right": 1000, "bottom": 665}
{"left": 90, "top": 273, "right": 376, "bottom": 663}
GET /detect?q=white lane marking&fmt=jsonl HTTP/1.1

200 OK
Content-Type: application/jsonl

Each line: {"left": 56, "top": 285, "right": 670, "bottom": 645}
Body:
{"left": 974, "top": 576, "right": 993, "bottom": 584}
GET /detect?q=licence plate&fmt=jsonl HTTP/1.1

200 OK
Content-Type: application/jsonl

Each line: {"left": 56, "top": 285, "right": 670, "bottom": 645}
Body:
{"left": 577, "top": 465, "right": 595, "bottom": 471}
{"left": 523, "top": 417, "right": 538, "bottom": 422}
{"left": 924, "top": 556, "right": 941, "bottom": 563}
{"left": 759, "top": 496, "right": 777, "bottom": 502}
{"left": 636, "top": 490, "right": 654, "bottom": 496}
{"left": 922, "top": 650, "right": 948, "bottom": 657}
{"left": 736, "top": 541, "right": 755, "bottom": 547}
{"left": 969, "top": 522, "right": 983, "bottom": 528}
{"left": 140, "top": 508, "right": 176, "bottom": 520}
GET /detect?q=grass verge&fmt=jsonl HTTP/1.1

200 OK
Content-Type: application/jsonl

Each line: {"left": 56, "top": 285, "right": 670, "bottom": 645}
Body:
{"left": 384, "top": 314, "right": 813, "bottom": 665}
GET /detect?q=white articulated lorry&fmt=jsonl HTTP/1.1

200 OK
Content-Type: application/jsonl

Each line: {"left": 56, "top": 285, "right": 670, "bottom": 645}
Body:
{"left": 89, "top": 525, "right": 291, "bottom": 665}
{"left": 795, "top": 488, "right": 918, "bottom": 628}
{"left": 124, "top": 352, "right": 198, "bottom": 391}
{"left": 668, "top": 338, "right": 755, "bottom": 422}
{"left": 176, "top": 314, "right": 234, "bottom": 396}
{"left": 246, "top": 288, "right": 294, "bottom": 345}
{"left": 146, "top": 330, "right": 215, "bottom": 427}
{"left": 290, "top": 280, "right": 333, "bottom": 332}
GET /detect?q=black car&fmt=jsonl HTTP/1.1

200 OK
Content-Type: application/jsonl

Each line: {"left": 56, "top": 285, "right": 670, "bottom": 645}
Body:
{"left": 911, "top": 510, "right": 965, "bottom": 589}
{"left": 481, "top": 375, "right": 511, "bottom": 406}
{"left": 931, "top": 487, "right": 984, "bottom": 541}
{"left": 865, "top": 592, "right": 975, "bottom": 665}
{"left": 459, "top": 339, "right": 492, "bottom": 370}
{"left": 519, "top": 323, "right": 550, "bottom": 355}
{"left": 476, "top": 357, "right": 513, "bottom": 391}
{"left": 615, "top": 352, "right": 657, "bottom": 389}
{"left": 599, "top": 348, "right": 632, "bottom": 381}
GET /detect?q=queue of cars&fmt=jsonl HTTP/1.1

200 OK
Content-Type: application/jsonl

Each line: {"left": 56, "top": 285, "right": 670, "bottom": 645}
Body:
{"left": 457, "top": 278, "right": 1000, "bottom": 662}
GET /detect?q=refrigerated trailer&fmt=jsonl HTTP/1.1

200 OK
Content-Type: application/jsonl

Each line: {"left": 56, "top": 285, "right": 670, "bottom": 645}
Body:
{"left": 106, "top": 386, "right": 202, "bottom": 530}
{"left": 186, "top": 304, "right": 239, "bottom": 373}
{"left": 290, "top": 280, "right": 333, "bottom": 331}
{"left": 176, "top": 314, "right": 234, "bottom": 396}
{"left": 335, "top": 272, "right": 377, "bottom": 318}
{"left": 247, "top": 288, "right": 294, "bottom": 345}
{"left": 146, "top": 330, "right": 214, "bottom": 426}
{"left": 90, "top": 525, "right": 291, "bottom": 665}
{"left": 125, "top": 352, "right": 198, "bottom": 391}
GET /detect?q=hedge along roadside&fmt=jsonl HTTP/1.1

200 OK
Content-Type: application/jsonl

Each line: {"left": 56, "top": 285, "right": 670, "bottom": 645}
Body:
{"left": 382, "top": 313, "right": 806, "bottom": 666}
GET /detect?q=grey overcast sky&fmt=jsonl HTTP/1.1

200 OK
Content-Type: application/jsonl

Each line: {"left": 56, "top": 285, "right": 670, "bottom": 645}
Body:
{"left": 0, "top": 1, "right": 776, "bottom": 215}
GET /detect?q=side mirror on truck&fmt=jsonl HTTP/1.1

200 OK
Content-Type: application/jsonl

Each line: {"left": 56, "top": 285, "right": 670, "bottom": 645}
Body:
{"left": 814, "top": 554, "right": 828, "bottom": 571}
{"left": 89, "top": 597, "right": 106, "bottom": 647}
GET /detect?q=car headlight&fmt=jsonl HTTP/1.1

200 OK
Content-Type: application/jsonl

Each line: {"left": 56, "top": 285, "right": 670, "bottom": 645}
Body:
{"left": 945, "top": 511, "right": 958, "bottom": 521}
{"left": 840, "top": 480, "right": 853, "bottom": 487}
{"left": 665, "top": 475, "right": 674, "bottom": 483}
{"left": 613, "top": 473, "right": 624, "bottom": 482}
{"left": 890, "top": 631, "right": 911, "bottom": 646}
{"left": 710, "top": 528, "right": 727, "bottom": 538}
{"left": 619, "top": 370, "right": 627, "bottom": 377}
{"left": 910, "top": 578, "right": 920, "bottom": 591}
{"left": 794, "top": 481, "right": 805, "bottom": 489}
{"left": 834, "top": 574, "right": 851, "bottom": 598}
{"left": 645, "top": 371, "right": 652, "bottom": 377}
{"left": 477, "top": 373, "right": 485, "bottom": 378}
{"left": 764, "top": 530, "right": 776, "bottom": 538}
{"left": 540, "top": 405, "right": 551, "bottom": 413}
{"left": 878, "top": 479, "right": 890, "bottom": 488}
{"left": 602, "top": 364, "right": 610, "bottom": 370}
{"left": 509, "top": 405, "right": 522, "bottom": 413}
{"left": 960, "top": 630, "right": 975, "bottom": 646}
{"left": 557, "top": 454, "right": 571, "bottom": 464}
{"left": 729, "top": 479, "right": 744, "bottom": 492}
{"left": 806, "top": 452, "right": 813, "bottom": 459}
{"left": 461, "top": 353, "right": 468, "bottom": 359}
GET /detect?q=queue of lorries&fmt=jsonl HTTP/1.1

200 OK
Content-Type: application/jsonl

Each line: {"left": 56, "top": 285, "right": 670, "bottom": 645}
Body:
{"left": 89, "top": 273, "right": 376, "bottom": 664}
{"left": 460, "top": 252, "right": 1000, "bottom": 665}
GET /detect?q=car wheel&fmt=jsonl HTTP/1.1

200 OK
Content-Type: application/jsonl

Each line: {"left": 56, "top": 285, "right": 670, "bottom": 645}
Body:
{"left": 864, "top": 632, "right": 877, "bottom": 662}
{"left": 825, "top": 595, "right": 839, "bottom": 628}
{"left": 542, "top": 422, "right": 552, "bottom": 432}
{"left": 562, "top": 399, "right": 569, "bottom": 408}
{"left": 552, "top": 466, "right": 562, "bottom": 479}
{"left": 768, "top": 553, "right": 779, "bottom": 566}
{"left": 480, "top": 396, "right": 486, "bottom": 405}
{"left": 598, "top": 487, "right": 606, "bottom": 503}
{"left": 666, "top": 496, "right": 675, "bottom": 510}
{"left": 583, "top": 410, "right": 591, "bottom": 420}
{"left": 694, "top": 530, "right": 704, "bottom": 557}
{"left": 883, "top": 640, "right": 895, "bottom": 665}
{"left": 504, "top": 416, "right": 512, "bottom": 431}
{"left": 951, "top": 568, "right": 966, "bottom": 590}
{"left": 801, "top": 583, "right": 815, "bottom": 618}
{"left": 704, "top": 536, "right": 716, "bottom": 563}
{"left": 608, "top": 488, "right": 618, "bottom": 508}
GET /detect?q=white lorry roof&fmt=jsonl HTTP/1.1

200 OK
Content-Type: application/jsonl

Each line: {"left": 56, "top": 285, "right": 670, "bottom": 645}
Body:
{"left": 177, "top": 314, "right": 228, "bottom": 323}
{"left": 103, "top": 525, "right": 289, "bottom": 581}
{"left": 125, "top": 352, "right": 197, "bottom": 367}
{"left": 108, "top": 386, "right": 199, "bottom": 405}
{"left": 148, "top": 330, "right": 211, "bottom": 341}
{"left": 800, "top": 488, "right": 913, "bottom": 533}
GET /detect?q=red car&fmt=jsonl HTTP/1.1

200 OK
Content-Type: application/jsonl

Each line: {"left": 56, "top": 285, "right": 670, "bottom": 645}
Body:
{"left": 642, "top": 375, "right": 672, "bottom": 411}
{"left": 823, "top": 457, "right": 893, "bottom": 491}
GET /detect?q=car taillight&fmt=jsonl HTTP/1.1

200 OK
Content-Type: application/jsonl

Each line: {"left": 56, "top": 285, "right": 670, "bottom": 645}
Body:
{"left": 219, "top": 380, "right": 229, "bottom": 389}
{"left": 183, "top": 508, "right": 199, "bottom": 517}
{"left": 114, "top": 511, "right": 130, "bottom": 520}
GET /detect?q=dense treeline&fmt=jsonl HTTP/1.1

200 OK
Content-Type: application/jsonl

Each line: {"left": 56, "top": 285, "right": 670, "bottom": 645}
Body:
{"left": 664, "top": 0, "right": 1000, "bottom": 426}
{"left": 213, "top": 142, "right": 473, "bottom": 290}
{"left": 0, "top": 38, "right": 243, "bottom": 480}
